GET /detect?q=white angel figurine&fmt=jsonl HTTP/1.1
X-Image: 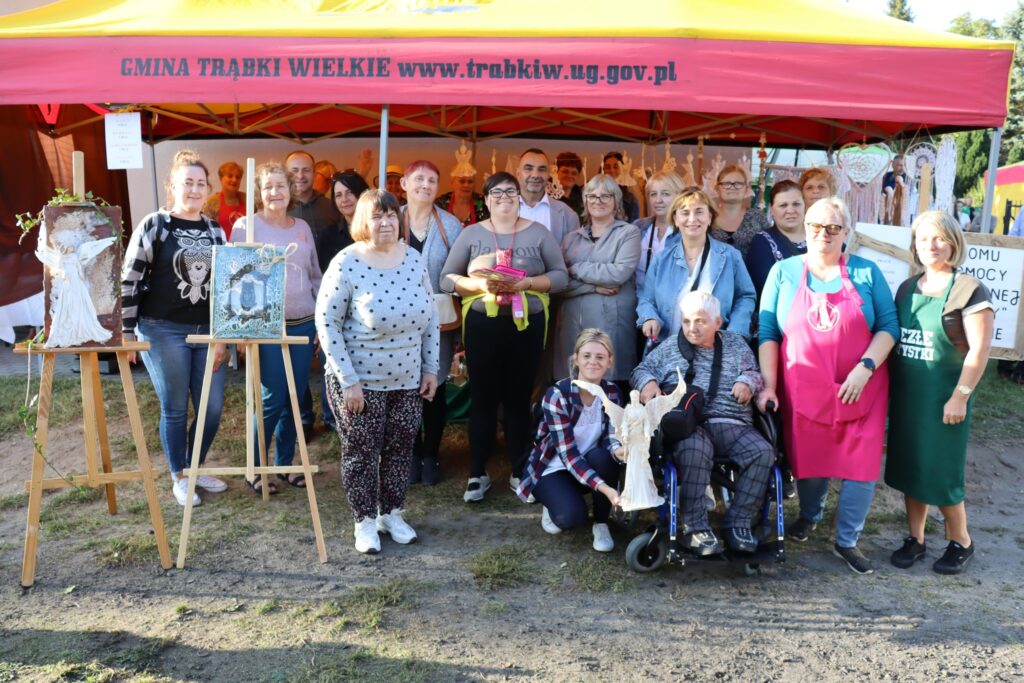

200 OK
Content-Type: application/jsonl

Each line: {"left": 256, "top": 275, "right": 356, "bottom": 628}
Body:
{"left": 36, "top": 223, "right": 116, "bottom": 348}
{"left": 573, "top": 369, "right": 688, "bottom": 512}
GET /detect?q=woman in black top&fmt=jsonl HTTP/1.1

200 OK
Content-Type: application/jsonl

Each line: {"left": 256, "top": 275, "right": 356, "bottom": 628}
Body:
{"left": 120, "top": 150, "right": 228, "bottom": 507}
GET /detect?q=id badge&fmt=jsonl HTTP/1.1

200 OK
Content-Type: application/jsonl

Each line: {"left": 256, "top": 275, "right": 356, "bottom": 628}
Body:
{"left": 511, "top": 294, "right": 525, "bottom": 319}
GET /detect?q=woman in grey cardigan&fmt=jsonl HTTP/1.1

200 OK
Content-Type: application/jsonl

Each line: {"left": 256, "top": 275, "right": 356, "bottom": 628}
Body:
{"left": 400, "top": 160, "right": 463, "bottom": 485}
{"left": 557, "top": 174, "right": 641, "bottom": 386}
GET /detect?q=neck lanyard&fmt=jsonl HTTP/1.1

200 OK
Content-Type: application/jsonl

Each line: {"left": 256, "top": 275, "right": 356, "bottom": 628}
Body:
{"left": 490, "top": 220, "right": 517, "bottom": 267}
{"left": 689, "top": 240, "right": 711, "bottom": 292}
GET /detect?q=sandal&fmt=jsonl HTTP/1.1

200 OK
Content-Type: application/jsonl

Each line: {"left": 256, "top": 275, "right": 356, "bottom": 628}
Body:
{"left": 278, "top": 473, "right": 307, "bottom": 488}
{"left": 248, "top": 476, "right": 279, "bottom": 495}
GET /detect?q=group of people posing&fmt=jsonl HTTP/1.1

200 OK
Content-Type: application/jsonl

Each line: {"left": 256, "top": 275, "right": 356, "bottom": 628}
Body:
{"left": 121, "top": 146, "right": 993, "bottom": 576}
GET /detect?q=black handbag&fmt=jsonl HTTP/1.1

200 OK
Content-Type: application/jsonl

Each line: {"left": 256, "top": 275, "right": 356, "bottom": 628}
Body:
{"left": 658, "top": 330, "right": 723, "bottom": 446}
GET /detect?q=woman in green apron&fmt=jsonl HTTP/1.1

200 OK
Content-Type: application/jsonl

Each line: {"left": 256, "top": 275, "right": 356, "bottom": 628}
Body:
{"left": 886, "top": 211, "right": 994, "bottom": 575}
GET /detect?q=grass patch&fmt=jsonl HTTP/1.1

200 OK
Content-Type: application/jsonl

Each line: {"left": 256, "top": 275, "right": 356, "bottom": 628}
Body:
{"left": 480, "top": 600, "right": 508, "bottom": 616}
{"left": 971, "top": 360, "right": 1024, "bottom": 446}
{"left": 317, "top": 580, "right": 418, "bottom": 633}
{"left": 0, "top": 376, "right": 98, "bottom": 440}
{"left": 565, "top": 554, "right": 634, "bottom": 593}
{"left": 256, "top": 599, "right": 280, "bottom": 615}
{"left": 111, "top": 636, "right": 176, "bottom": 672}
{"left": 99, "top": 534, "right": 161, "bottom": 567}
{"left": 467, "top": 544, "right": 536, "bottom": 590}
{"left": 0, "top": 492, "right": 27, "bottom": 510}
{"left": 292, "top": 647, "right": 436, "bottom": 683}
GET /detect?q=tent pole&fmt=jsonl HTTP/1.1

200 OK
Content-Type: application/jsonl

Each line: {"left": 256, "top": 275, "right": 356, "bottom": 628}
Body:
{"left": 981, "top": 126, "right": 1003, "bottom": 234}
{"left": 379, "top": 104, "right": 390, "bottom": 189}
{"left": 148, "top": 112, "right": 159, "bottom": 213}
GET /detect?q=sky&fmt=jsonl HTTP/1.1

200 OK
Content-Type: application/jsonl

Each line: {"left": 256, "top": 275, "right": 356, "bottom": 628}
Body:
{"left": 852, "top": 0, "right": 1020, "bottom": 31}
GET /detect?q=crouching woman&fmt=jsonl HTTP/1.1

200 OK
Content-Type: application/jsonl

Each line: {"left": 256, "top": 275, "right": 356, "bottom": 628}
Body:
{"left": 516, "top": 329, "right": 624, "bottom": 552}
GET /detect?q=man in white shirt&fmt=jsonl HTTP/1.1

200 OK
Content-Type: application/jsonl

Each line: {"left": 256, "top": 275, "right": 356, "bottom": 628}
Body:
{"left": 516, "top": 148, "right": 580, "bottom": 247}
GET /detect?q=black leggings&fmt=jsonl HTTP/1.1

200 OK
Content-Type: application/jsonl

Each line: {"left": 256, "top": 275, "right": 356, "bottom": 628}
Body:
{"left": 413, "top": 381, "right": 448, "bottom": 461}
{"left": 464, "top": 309, "right": 545, "bottom": 478}
{"left": 531, "top": 447, "right": 619, "bottom": 528}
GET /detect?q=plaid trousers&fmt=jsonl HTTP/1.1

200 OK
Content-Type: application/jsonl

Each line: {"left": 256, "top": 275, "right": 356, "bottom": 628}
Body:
{"left": 670, "top": 421, "right": 774, "bottom": 531}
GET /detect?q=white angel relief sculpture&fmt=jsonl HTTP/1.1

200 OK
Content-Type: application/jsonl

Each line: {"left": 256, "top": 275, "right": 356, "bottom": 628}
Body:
{"left": 36, "top": 219, "right": 116, "bottom": 348}
{"left": 573, "top": 369, "right": 688, "bottom": 512}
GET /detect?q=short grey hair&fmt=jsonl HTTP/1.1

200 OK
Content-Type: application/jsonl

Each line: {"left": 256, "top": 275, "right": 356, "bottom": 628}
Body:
{"left": 581, "top": 173, "right": 625, "bottom": 224}
{"left": 805, "top": 195, "right": 852, "bottom": 228}
{"left": 679, "top": 290, "right": 721, "bottom": 320}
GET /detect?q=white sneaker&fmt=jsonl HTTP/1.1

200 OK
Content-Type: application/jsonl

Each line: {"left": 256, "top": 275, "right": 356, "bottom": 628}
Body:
{"left": 376, "top": 509, "right": 418, "bottom": 544}
{"left": 510, "top": 475, "right": 535, "bottom": 504}
{"left": 592, "top": 523, "right": 614, "bottom": 552}
{"left": 464, "top": 475, "right": 491, "bottom": 503}
{"left": 195, "top": 475, "right": 227, "bottom": 493}
{"left": 172, "top": 478, "right": 201, "bottom": 507}
{"left": 354, "top": 518, "right": 381, "bottom": 554}
{"left": 541, "top": 507, "right": 562, "bottom": 534}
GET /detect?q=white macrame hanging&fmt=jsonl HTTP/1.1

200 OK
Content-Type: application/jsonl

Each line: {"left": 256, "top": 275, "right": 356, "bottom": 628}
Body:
{"left": 934, "top": 136, "right": 957, "bottom": 214}
{"left": 905, "top": 142, "right": 938, "bottom": 218}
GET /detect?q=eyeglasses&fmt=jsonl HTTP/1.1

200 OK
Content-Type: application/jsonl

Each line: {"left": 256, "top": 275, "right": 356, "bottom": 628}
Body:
{"left": 487, "top": 188, "right": 519, "bottom": 198}
{"left": 718, "top": 181, "right": 747, "bottom": 190}
{"left": 585, "top": 193, "right": 615, "bottom": 203}
{"left": 807, "top": 222, "right": 845, "bottom": 236}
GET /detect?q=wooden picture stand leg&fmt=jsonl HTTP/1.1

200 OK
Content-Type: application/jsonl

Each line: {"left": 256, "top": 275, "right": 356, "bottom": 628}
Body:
{"left": 22, "top": 354, "right": 55, "bottom": 587}
{"left": 281, "top": 344, "right": 328, "bottom": 563}
{"left": 176, "top": 347, "right": 217, "bottom": 569}
{"left": 117, "top": 352, "right": 172, "bottom": 570}
{"left": 244, "top": 345, "right": 255, "bottom": 485}
{"left": 87, "top": 352, "right": 117, "bottom": 514}
{"left": 250, "top": 344, "right": 270, "bottom": 503}
{"left": 79, "top": 352, "right": 102, "bottom": 489}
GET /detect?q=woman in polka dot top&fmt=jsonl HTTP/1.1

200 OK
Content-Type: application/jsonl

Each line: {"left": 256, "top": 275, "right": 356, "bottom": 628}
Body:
{"left": 315, "top": 190, "right": 440, "bottom": 554}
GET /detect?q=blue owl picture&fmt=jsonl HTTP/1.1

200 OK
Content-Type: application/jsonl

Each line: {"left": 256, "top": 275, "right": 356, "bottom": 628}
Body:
{"left": 210, "top": 244, "right": 287, "bottom": 339}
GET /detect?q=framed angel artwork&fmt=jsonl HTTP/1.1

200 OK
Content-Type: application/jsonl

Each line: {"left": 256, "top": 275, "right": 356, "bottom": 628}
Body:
{"left": 209, "top": 244, "right": 291, "bottom": 339}
{"left": 36, "top": 204, "right": 123, "bottom": 349}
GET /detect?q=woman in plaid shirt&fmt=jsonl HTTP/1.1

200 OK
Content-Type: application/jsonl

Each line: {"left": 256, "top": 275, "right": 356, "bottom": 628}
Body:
{"left": 517, "top": 329, "right": 625, "bottom": 552}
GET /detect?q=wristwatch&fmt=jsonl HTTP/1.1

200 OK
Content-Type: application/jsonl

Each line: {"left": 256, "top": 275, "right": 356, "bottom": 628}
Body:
{"left": 859, "top": 357, "right": 876, "bottom": 373}
{"left": 956, "top": 384, "right": 973, "bottom": 396}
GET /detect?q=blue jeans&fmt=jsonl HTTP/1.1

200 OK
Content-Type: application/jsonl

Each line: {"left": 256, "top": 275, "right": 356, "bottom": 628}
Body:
{"left": 318, "top": 349, "right": 336, "bottom": 430}
{"left": 138, "top": 318, "right": 225, "bottom": 477}
{"left": 797, "top": 477, "right": 877, "bottom": 548}
{"left": 254, "top": 319, "right": 316, "bottom": 467}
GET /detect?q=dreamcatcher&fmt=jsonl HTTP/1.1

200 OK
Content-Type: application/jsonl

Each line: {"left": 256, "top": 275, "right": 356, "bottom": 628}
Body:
{"left": 836, "top": 142, "right": 893, "bottom": 225}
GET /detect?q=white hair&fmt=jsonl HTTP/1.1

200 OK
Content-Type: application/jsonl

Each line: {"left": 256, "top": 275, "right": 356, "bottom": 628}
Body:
{"left": 805, "top": 195, "right": 852, "bottom": 228}
{"left": 679, "top": 290, "right": 721, "bottom": 320}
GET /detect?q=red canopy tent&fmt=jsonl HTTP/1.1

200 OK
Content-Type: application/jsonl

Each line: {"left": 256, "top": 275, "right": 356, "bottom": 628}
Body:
{"left": 0, "top": 0, "right": 1015, "bottom": 303}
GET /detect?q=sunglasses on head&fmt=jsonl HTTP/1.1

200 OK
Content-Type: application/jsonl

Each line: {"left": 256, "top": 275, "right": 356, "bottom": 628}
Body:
{"left": 807, "top": 222, "right": 845, "bottom": 236}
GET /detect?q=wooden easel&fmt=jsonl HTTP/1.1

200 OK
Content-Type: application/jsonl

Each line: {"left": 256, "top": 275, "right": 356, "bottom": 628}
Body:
{"left": 15, "top": 343, "right": 173, "bottom": 587}
{"left": 175, "top": 157, "right": 327, "bottom": 568}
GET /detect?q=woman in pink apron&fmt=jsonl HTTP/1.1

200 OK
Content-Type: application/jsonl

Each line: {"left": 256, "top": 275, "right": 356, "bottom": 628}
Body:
{"left": 757, "top": 197, "right": 899, "bottom": 574}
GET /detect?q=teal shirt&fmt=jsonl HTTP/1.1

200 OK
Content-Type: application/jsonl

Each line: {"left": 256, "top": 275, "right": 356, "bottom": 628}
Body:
{"left": 758, "top": 254, "right": 900, "bottom": 345}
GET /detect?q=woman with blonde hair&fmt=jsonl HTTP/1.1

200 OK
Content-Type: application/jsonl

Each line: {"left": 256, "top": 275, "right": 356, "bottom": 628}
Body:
{"left": 637, "top": 187, "right": 756, "bottom": 344}
{"left": 710, "top": 164, "right": 769, "bottom": 256}
{"left": 232, "top": 161, "right": 322, "bottom": 494}
{"left": 886, "top": 210, "right": 994, "bottom": 575}
{"left": 557, "top": 174, "right": 641, "bottom": 387}
{"left": 634, "top": 171, "right": 685, "bottom": 291}
{"left": 519, "top": 328, "right": 623, "bottom": 552}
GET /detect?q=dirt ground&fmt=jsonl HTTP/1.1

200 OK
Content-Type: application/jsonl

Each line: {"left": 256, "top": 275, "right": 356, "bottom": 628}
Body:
{"left": 0, "top": 377, "right": 1023, "bottom": 682}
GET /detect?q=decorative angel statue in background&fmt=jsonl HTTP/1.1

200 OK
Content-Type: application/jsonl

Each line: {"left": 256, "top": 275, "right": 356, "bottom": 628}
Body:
{"left": 36, "top": 218, "right": 116, "bottom": 348}
{"left": 573, "top": 370, "right": 688, "bottom": 512}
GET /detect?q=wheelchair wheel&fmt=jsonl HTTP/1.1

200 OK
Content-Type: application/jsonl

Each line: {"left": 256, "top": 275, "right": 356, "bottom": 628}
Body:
{"left": 742, "top": 562, "right": 761, "bottom": 577}
{"left": 625, "top": 531, "right": 669, "bottom": 573}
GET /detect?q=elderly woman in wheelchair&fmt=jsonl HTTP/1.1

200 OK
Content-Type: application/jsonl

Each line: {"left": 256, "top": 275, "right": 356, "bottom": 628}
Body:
{"left": 631, "top": 290, "right": 774, "bottom": 557}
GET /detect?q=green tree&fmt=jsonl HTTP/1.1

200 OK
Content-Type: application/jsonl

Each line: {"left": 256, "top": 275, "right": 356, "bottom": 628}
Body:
{"left": 1000, "top": 3, "right": 1024, "bottom": 165}
{"left": 887, "top": 0, "right": 914, "bottom": 22}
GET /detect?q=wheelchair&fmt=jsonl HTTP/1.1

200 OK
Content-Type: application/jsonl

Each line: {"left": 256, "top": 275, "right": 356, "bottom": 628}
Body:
{"left": 621, "top": 402, "right": 786, "bottom": 576}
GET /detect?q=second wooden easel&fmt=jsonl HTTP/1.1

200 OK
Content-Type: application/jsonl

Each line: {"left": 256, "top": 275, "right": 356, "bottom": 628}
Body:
{"left": 175, "top": 157, "right": 327, "bottom": 569}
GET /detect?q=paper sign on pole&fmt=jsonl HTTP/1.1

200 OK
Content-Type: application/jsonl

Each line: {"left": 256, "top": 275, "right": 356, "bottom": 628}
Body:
{"left": 104, "top": 112, "right": 143, "bottom": 170}
{"left": 850, "top": 223, "right": 912, "bottom": 298}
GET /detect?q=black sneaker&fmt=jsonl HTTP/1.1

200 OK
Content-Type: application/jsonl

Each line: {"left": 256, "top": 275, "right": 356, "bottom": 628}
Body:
{"left": 683, "top": 529, "right": 723, "bottom": 557}
{"left": 724, "top": 527, "right": 758, "bottom": 554}
{"left": 786, "top": 517, "right": 817, "bottom": 543}
{"left": 833, "top": 544, "right": 875, "bottom": 575}
{"left": 890, "top": 536, "right": 927, "bottom": 569}
{"left": 933, "top": 541, "right": 975, "bottom": 575}
{"left": 421, "top": 458, "right": 441, "bottom": 486}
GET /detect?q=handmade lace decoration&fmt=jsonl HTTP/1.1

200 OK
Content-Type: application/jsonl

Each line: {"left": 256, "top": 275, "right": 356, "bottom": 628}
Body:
{"left": 934, "top": 136, "right": 957, "bottom": 214}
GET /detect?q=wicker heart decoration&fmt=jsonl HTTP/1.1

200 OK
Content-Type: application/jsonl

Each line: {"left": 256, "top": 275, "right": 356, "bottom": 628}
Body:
{"left": 837, "top": 143, "right": 893, "bottom": 186}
